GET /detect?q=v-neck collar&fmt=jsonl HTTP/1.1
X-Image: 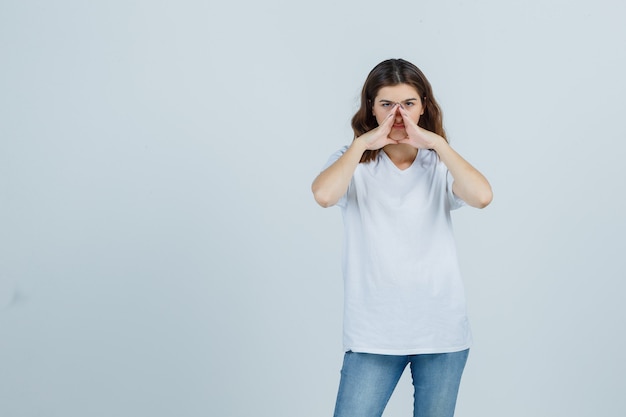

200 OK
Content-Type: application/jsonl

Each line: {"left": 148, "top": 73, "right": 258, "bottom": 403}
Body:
{"left": 381, "top": 149, "right": 420, "bottom": 172}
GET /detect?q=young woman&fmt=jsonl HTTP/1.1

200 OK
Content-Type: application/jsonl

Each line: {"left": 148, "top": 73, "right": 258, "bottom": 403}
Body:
{"left": 312, "top": 59, "right": 492, "bottom": 417}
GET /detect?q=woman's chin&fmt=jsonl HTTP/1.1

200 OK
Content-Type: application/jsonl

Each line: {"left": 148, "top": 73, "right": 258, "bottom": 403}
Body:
{"left": 389, "top": 134, "right": 407, "bottom": 142}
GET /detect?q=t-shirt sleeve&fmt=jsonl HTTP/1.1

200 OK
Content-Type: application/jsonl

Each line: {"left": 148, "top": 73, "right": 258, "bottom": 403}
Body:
{"left": 322, "top": 146, "right": 349, "bottom": 170}
{"left": 320, "top": 146, "right": 350, "bottom": 208}
{"left": 446, "top": 169, "right": 466, "bottom": 210}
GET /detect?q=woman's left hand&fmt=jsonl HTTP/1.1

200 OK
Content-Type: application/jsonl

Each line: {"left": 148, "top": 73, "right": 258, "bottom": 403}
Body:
{"left": 393, "top": 106, "right": 493, "bottom": 208}
{"left": 396, "top": 106, "right": 444, "bottom": 150}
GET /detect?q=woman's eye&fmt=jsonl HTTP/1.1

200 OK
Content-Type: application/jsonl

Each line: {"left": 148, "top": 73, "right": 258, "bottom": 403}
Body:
{"left": 381, "top": 103, "right": 391, "bottom": 107}
{"left": 405, "top": 102, "right": 414, "bottom": 107}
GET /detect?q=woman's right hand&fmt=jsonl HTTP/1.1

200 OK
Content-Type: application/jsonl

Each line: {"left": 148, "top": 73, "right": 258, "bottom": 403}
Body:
{"left": 355, "top": 104, "right": 399, "bottom": 150}
{"left": 312, "top": 105, "right": 399, "bottom": 208}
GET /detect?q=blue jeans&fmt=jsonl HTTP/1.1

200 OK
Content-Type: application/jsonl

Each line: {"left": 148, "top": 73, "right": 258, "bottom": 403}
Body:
{"left": 333, "top": 349, "right": 469, "bottom": 417}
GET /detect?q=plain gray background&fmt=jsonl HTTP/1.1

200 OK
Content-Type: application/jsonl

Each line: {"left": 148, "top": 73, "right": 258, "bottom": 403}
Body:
{"left": 1, "top": 0, "right": 625, "bottom": 416}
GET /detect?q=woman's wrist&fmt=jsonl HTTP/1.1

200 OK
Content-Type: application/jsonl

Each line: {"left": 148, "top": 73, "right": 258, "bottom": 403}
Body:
{"left": 352, "top": 136, "right": 370, "bottom": 153}
{"left": 430, "top": 134, "right": 449, "bottom": 154}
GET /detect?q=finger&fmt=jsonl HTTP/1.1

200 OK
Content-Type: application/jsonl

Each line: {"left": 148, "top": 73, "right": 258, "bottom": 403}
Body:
{"left": 397, "top": 137, "right": 419, "bottom": 149}
{"left": 379, "top": 108, "right": 397, "bottom": 131}
{"left": 398, "top": 106, "right": 412, "bottom": 122}
{"left": 386, "top": 106, "right": 399, "bottom": 122}
{"left": 400, "top": 110, "right": 420, "bottom": 133}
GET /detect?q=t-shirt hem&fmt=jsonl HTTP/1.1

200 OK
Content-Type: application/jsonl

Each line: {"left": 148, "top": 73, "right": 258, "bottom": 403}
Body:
{"left": 344, "top": 342, "right": 472, "bottom": 356}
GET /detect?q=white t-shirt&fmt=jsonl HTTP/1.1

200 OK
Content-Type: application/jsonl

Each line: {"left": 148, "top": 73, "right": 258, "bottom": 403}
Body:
{"left": 324, "top": 146, "right": 471, "bottom": 355}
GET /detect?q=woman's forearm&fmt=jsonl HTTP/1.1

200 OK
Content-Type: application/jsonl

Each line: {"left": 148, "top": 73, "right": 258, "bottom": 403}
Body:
{"left": 432, "top": 139, "right": 493, "bottom": 209}
{"left": 312, "top": 138, "right": 368, "bottom": 208}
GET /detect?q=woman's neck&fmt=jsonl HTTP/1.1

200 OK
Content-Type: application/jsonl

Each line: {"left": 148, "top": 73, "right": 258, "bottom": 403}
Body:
{"left": 383, "top": 144, "right": 418, "bottom": 169}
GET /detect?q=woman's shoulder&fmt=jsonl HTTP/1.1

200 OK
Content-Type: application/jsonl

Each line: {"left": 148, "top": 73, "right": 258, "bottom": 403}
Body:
{"left": 322, "top": 145, "right": 350, "bottom": 170}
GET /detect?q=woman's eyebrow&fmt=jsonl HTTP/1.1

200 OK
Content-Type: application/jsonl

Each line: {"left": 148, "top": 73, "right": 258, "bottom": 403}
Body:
{"left": 378, "top": 98, "right": 419, "bottom": 103}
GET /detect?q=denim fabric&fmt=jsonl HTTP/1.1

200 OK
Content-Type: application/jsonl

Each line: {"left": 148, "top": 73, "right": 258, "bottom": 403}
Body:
{"left": 333, "top": 349, "right": 469, "bottom": 417}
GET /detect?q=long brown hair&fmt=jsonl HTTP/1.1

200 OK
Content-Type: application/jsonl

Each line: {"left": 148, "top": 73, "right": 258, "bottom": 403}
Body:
{"left": 352, "top": 59, "right": 447, "bottom": 163}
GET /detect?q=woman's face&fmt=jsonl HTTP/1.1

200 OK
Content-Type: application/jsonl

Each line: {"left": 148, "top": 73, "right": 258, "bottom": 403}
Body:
{"left": 372, "top": 83, "right": 424, "bottom": 140}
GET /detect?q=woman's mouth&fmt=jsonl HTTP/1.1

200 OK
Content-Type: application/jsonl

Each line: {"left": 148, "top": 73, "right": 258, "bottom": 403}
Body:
{"left": 392, "top": 123, "right": 405, "bottom": 129}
